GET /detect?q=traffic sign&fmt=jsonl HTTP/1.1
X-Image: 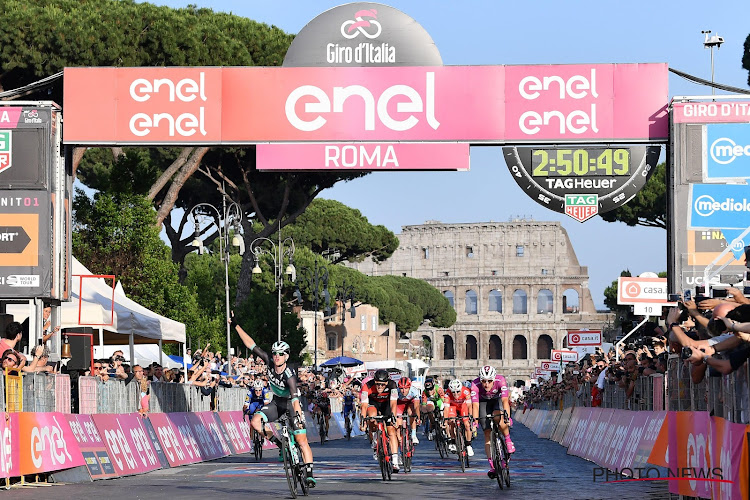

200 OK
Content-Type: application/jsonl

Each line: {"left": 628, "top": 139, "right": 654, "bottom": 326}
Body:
{"left": 567, "top": 330, "right": 601, "bottom": 346}
{"left": 617, "top": 276, "right": 671, "bottom": 305}
{"left": 551, "top": 349, "right": 579, "bottom": 362}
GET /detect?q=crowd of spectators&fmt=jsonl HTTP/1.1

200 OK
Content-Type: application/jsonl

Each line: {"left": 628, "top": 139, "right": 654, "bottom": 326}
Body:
{"left": 521, "top": 285, "right": 750, "bottom": 411}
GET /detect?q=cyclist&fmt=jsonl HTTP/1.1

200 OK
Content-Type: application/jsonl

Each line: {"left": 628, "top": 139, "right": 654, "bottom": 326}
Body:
{"left": 360, "top": 369, "right": 400, "bottom": 472}
{"left": 230, "top": 314, "right": 316, "bottom": 488}
{"left": 342, "top": 387, "right": 357, "bottom": 435}
{"left": 420, "top": 377, "right": 444, "bottom": 441}
{"left": 444, "top": 378, "right": 476, "bottom": 457}
{"left": 243, "top": 379, "right": 272, "bottom": 420}
{"left": 471, "top": 365, "right": 513, "bottom": 480}
{"left": 395, "top": 377, "right": 421, "bottom": 445}
{"left": 313, "top": 384, "right": 333, "bottom": 441}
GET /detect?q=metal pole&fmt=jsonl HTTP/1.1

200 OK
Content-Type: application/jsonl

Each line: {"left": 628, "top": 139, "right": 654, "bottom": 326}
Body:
{"left": 710, "top": 46, "right": 715, "bottom": 96}
{"left": 314, "top": 311, "right": 318, "bottom": 371}
{"left": 223, "top": 195, "right": 232, "bottom": 377}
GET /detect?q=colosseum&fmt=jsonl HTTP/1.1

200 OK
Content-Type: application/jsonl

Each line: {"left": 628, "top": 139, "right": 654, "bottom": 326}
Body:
{"left": 348, "top": 219, "right": 612, "bottom": 384}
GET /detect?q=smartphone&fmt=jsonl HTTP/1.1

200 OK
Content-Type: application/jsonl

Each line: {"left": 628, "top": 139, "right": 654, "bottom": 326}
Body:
{"left": 684, "top": 290, "right": 692, "bottom": 301}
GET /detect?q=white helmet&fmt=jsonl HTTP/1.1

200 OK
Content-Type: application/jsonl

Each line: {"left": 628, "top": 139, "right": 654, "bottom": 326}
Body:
{"left": 271, "top": 341, "right": 290, "bottom": 355}
{"left": 345, "top": 389, "right": 352, "bottom": 397}
{"left": 253, "top": 380, "right": 264, "bottom": 391}
{"left": 448, "top": 379, "right": 463, "bottom": 392}
{"left": 479, "top": 365, "right": 496, "bottom": 381}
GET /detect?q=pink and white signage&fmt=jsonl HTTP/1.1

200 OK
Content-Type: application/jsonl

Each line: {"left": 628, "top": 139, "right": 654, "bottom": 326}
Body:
{"left": 566, "top": 330, "right": 601, "bottom": 346}
{"left": 17, "top": 412, "right": 86, "bottom": 476}
{"left": 64, "top": 64, "right": 668, "bottom": 146}
{"left": 92, "top": 413, "right": 161, "bottom": 476}
{"left": 216, "top": 412, "right": 252, "bottom": 455}
{"left": 672, "top": 101, "right": 750, "bottom": 124}
{"left": 256, "top": 142, "right": 469, "bottom": 171}
{"left": 0, "top": 413, "right": 18, "bottom": 479}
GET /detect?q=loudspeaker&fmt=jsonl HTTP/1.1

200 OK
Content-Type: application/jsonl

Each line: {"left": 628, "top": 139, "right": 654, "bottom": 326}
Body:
{"left": 64, "top": 328, "right": 93, "bottom": 371}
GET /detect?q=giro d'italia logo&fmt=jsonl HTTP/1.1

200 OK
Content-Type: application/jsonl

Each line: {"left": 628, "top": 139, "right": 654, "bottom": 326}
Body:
{"left": 341, "top": 9, "right": 382, "bottom": 39}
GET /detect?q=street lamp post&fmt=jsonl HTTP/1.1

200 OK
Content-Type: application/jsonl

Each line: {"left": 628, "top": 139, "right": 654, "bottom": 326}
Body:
{"left": 250, "top": 233, "right": 296, "bottom": 343}
{"left": 336, "top": 280, "right": 356, "bottom": 357}
{"left": 190, "top": 194, "right": 243, "bottom": 377}
{"left": 295, "top": 261, "right": 329, "bottom": 372}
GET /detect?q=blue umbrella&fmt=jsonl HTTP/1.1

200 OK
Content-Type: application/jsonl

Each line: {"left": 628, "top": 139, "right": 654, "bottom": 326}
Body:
{"left": 320, "top": 356, "right": 363, "bottom": 367}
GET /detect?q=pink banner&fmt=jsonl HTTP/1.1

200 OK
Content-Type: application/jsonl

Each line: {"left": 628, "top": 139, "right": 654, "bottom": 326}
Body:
{"left": 92, "top": 413, "right": 161, "bottom": 476}
{"left": 64, "top": 64, "right": 668, "bottom": 145}
{"left": 632, "top": 411, "right": 666, "bottom": 470}
{"left": 673, "top": 102, "right": 750, "bottom": 124}
{"left": 66, "top": 414, "right": 117, "bottom": 479}
{"left": 216, "top": 412, "right": 252, "bottom": 455}
{"left": 0, "top": 414, "right": 18, "bottom": 479}
{"left": 147, "top": 413, "right": 196, "bottom": 467}
{"left": 165, "top": 413, "right": 205, "bottom": 463}
{"left": 581, "top": 408, "right": 613, "bottom": 464}
{"left": 561, "top": 407, "right": 588, "bottom": 448}
{"left": 667, "top": 412, "right": 712, "bottom": 498}
{"left": 17, "top": 412, "right": 86, "bottom": 475}
{"left": 196, "top": 412, "right": 232, "bottom": 459}
{"left": 567, "top": 408, "right": 596, "bottom": 457}
{"left": 710, "top": 416, "right": 749, "bottom": 500}
{"left": 256, "top": 142, "right": 470, "bottom": 171}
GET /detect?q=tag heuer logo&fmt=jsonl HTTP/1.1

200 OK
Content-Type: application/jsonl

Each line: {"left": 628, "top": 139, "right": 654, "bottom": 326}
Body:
{"left": 565, "top": 194, "right": 598, "bottom": 222}
{"left": 0, "top": 130, "right": 11, "bottom": 174}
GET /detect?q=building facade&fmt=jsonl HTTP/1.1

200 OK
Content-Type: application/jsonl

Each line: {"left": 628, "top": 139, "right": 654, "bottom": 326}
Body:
{"left": 348, "top": 219, "right": 612, "bottom": 383}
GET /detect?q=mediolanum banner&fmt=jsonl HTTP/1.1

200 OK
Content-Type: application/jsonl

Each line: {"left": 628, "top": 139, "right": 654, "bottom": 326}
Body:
{"left": 62, "top": 63, "right": 668, "bottom": 146}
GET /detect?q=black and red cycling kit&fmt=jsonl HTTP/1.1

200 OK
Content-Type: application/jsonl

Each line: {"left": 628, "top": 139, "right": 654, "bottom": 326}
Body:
{"left": 360, "top": 379, "right": 398, "bottom": 421}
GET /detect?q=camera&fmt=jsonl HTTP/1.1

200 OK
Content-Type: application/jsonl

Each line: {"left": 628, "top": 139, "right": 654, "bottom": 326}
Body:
{"left": 681, "top": 346, "right": 693, "bottom": 360}
{"left": 114, "top": 355, "right": 125, "bottom": 362}
{"left": 668, "top": 293, "right": 681, "bottom": 303}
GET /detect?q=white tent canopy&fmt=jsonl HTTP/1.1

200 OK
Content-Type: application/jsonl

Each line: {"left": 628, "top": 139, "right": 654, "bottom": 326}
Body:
{"left": 70, "top": 257, "right": 185, "bottom": 343}
{"left": 95, "top": 344, "right": 182, "bottom": 369}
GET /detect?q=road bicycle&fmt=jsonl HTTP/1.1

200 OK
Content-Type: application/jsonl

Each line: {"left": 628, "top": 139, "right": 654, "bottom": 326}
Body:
{"left": 433, "top": 411, "right": 449, "bottom": 459}
{"left": 363, "top": 415, "right": 393, "bottom": 481}
{"left": 252, "top": 426, "right": 264, "bottom": 461}
{"left": 398, "top": 415, "right": 415, "bottom": 473}
{"left": 316, "top": 410, "right": 328, "bottom": 445}
{"left": 272, "top": 414, "right": 310, "bottom": 498}
{"left": 343, "top": 410, "right": 353, "bottom": 440}
{"left": 444, "top": 415, "right": 472, "bottom": 472}
{"left": 489, "top": 410, "right": 511, "bottom": 489}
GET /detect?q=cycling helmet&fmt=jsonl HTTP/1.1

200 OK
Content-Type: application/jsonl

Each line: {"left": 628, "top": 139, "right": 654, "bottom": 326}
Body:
{"left": 253, "top": 380, "right": 264, "bottom": 391}
{"left": 374, "top": 369, "right": 389, "bottom": 382}
{"left": 479, "top": 365, "right": 496, "bottom": 381}
{"left": 271, "top": 341, "right": 290, "bottom": 355}
{"left": 463, "top": 380, "right": 473, "bottom": 388}
{"left": 424, "top": 378, "right": 434, "bottom": 390}
{"left": 397, "top": 377, "right": 412, "bottom": 390}
{"left": 448, "top": 379, "right": 463, "bottom": 392}
{"left": 345, "top": 389, "right": 352, "bottom": 397}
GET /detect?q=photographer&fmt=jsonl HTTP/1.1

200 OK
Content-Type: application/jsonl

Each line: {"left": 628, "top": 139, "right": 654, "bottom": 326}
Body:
{"left": 680, "top": 304, "right": 750, "bottom": 377}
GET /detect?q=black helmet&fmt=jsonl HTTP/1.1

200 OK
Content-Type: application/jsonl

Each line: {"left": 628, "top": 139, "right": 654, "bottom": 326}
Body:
{"left": 374, "top": 369, "right": 389, "bottom": 382}
{"left": 424, "top": 377, "right": 434, "bottom": 389}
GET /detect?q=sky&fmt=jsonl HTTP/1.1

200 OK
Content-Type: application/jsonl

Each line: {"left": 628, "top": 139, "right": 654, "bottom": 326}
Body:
{"left": 151, "top": 0, "right": 750, "bottom": 308}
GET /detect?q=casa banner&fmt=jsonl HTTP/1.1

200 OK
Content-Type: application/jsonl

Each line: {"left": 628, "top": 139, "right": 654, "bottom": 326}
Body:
{"left": 63, "top": 64, "right": 668, "bottom": 146}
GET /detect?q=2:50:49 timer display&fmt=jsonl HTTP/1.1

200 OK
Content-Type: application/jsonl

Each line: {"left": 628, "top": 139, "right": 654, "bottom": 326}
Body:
{"left": 531, "top": 148, "right": 630, "bottom": 177}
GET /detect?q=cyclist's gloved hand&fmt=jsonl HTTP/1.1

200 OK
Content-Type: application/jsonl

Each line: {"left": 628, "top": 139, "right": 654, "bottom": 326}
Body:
{"left": 294, "top": 412, "right": 306, "bottom": 430}
{"left": 472, "top": 420, "right": 478, "bottom": 430}
{"left": 508, "top": 417, "right": 513, "bottom": 428}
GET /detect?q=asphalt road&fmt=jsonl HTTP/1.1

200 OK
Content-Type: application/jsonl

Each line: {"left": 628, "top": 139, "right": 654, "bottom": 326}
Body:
{"left": 9, "top": 423, "right": 670, "bottom": 499}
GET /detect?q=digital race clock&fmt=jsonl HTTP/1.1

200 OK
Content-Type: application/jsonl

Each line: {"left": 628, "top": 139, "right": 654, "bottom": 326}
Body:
{"left": 503, "top": 145, "right": 660, "bottom": 222}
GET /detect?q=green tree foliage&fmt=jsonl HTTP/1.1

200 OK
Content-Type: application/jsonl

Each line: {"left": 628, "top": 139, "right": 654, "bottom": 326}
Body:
{"left": 291, "top": 248, "right": 456, "bottom": 334}
{"left": 599, "top": 162, "right": 666, "bottom": 228}
{"left": 743, "top": 34, "right": 750, "bottom": 86}
{"left": 0, "top": 0, "right": 293, "bottom": 98}
{"left": 72, "top": 190, "right": 207, "bottom": 343}
{"left": 282, "top": 198, "right": 398, "bottom": 264}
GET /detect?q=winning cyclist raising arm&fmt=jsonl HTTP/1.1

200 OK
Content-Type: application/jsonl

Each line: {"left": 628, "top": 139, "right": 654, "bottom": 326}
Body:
{"left": 471, "top": 365, "right": 514, "bottom": 480}
{"left": 231, "top": 314, "right": 316, "bottom": 488}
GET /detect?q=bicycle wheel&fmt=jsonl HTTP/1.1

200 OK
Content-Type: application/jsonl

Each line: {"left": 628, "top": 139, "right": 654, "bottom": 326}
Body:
{"left": 499, "top": 433, "right": 511, "bottom": 488}
{"left": 404, "top": 430, "right": 412, "bottom": 473}
{"left": 345, "top": 416, "right": 352, "bottom": 440}
{"left": 455, "top": 425, "right": 466, "bottom": 473}
{"left": 297, "top": 455, "right": 310, "bottom": 496}
{"left": 437, "top": 428, "right": 447, "bottom": 459}
{"left": 281, "top": 437, "right": 298, "bottom": 499}
{"left": 377, "top": 427, "right": 388, "bottom": 481}
{"left": 491, "top": 428, "right": 504, "bottom": 489}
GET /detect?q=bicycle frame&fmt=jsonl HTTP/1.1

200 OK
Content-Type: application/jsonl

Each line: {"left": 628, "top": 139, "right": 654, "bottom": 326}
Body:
{"left": 364, "top": 415, "right": 393, "bottom": 481}
{"left": 489, "top": 410, "right": 511, "bottom": 489}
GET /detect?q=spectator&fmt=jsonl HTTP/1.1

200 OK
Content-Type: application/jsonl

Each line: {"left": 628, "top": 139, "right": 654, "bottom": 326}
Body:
{"left": 2, "top": 345, "right": 45, "bottom": 373}
{"left": 108, "top": 350, "right": 126, "bottom": 375}
{"left": 1, "top": 322, "right": 26, "bottom": 368}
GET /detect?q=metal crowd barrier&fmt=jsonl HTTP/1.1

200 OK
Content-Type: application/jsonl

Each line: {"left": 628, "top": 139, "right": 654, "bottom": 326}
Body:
{"left": 531, "top": 359, "right": 750, "bottom": 425}
{"left": 21, "top": 373, "right": 71, "bottom": 413}
{"left": 97, "top": 379, "right": 139, "bottom": 414}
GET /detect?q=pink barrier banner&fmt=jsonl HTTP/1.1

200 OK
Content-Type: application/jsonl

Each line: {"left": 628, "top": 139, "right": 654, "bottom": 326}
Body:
{"left": 196, "top": 411, "right": 232, "bottom": 459}
{"left": 256, "top": 142, "right": 470, "bottom": 171}
{"left": 147, "top": 413, "right": 197, "bottom": 467}
{"left": 667, "top": 412, "right": 712, "bottom": 498}
{"left": 166, "top": 413, "right": 206, "bottom": 463}
{"left": 710, "top": 416, "right": 749, "bottom": 500}
{"left": 17, "top": 412, "right": 86, "bottom": 475}
{"left": 66, "top": 414, "right": 117, "bottom": 479}
{"left": 672, "top": 102, "right": 750, "bottom": 124}
{"left": 551, "top": 407, "right": 573, "bottom": 444}
{"left": 581, "top": 408, "right": 613, "bottom": 464}
{"left": 632, "top": 411, "right": 665, "bottom": 470}
{"left": 216, "top": 412, "right": 252, "bottom": 455}
{"left": 92, "top": 413, "right": 161, "bottom": 476}
{"left": 566, "top": 408, "right": 595, "bottom": 456}
{"left": 561, "top": 407, "right": 587, "bottom": 448}
{"left": 0, "top": 413, "right": 19, "bottom": 479}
